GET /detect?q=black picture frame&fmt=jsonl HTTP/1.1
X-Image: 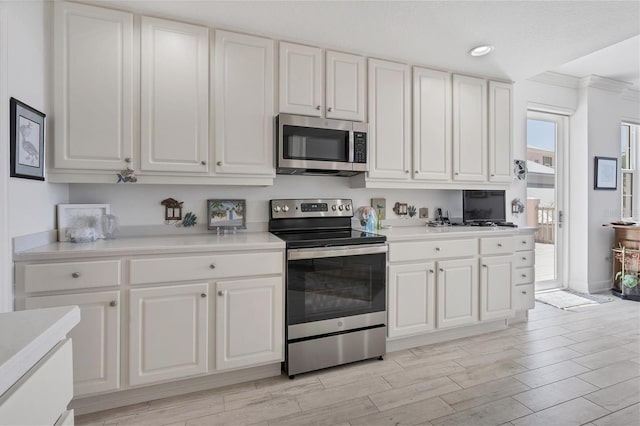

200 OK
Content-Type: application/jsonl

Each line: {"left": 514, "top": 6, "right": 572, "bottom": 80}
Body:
{"left": 594, "top": 156, "right": 618, "bottom": 190}
{"left": 207, "top": 199, "right": 246, "bottom": 230}
{"left": 10, "top": 98, "right": 45, "bottom": 181}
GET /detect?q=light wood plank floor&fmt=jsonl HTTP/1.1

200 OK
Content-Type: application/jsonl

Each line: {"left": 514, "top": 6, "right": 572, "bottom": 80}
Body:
{"left": 77, "top": 297, "right": 640, "bottom": 426}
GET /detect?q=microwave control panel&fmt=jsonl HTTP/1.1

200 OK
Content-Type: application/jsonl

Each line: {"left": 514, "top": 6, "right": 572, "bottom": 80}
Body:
{"left": 354, "top": 132, "right": 367, "bottom": 163}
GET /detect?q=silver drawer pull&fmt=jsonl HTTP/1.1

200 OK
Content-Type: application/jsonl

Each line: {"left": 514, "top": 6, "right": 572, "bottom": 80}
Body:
{"left": 429, "top": 269, "right": 434, "bottom": 273}
{"left": 521, "top": 290, "right": 527, "bottom": 294}
{"left": 439, "top": 268, "right": 444, "bottom": 272}
{"left": 71, "top": 272, "right": 81, "bottom": 278}
{"left": 316, "top": 105, "right": 321, "bottom": 110}
{"left": 124, "top": 157, "right": 131, "bottom": 163}
{"left": 217, "top": 161, "right": 223, "bottom": 166}
{"left": 210, "top": 264, "right": 216, "bottom": 269}
{"left": 200, "top": 293, "right": 207, "bottom": 298}
{"left": 482, "top": 264, "right": 487, "bottom": 268}
{"left": 497, "top": 243, "right": 502, "bottom": 247}
{"left": 522, "top": 256, "right": 527, "bottom": 260}
{"left": 435, "top": 247, "right": 441, "bottom": 251}
{"left": 201, "top": 161, "right": 206, "bottom": 166}
{"left": 218, "top": 290, "right": 224, "bottom": 297}
{"left": 109, "top": 300, "right": 117, "bottom": 307}
{"left": 521, "top": 241, "right": 527, "bottom": 244}
{"left": 328, "top": 107, "right": 333, "bottom": 112}
{"left": 521, "top": 274, "right": 527, "bottom": 278}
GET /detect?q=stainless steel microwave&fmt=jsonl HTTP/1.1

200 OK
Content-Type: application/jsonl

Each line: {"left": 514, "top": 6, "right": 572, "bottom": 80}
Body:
{"left": 276, "top": 114, "right": 368, "bottom": 176}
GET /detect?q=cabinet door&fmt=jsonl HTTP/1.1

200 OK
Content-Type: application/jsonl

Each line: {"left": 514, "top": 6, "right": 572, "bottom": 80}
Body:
{"left": 368, "top": 59, "right": 411, "bottom": 180}
{"left": 129, "top": 284, "right": 208, "bottom": 385}
{"left": 388, "top": 262, "right": 435, "bottom": 338}
{"left": 26, "top": 291, "right": 120, "bottom": 396}
{"left": 326, "top": 51, "right": 365, "bottom": 121}
{"left": 413, "top": 67, "right": 452, "bottom": 181}
{"left": 480, "top": 256, "right": 515, "bottom": 321}
{"left": 453, "top": 75, "right": 487, "bottom": 181}
{"left": 214, "top": 30, "right": 275, "bottom": 176}
{"left": 279, "top": 42, "right": 322, "bottom": 116}
{"left": 436, "top": 258, "right": 478, "bottom": 328}
{"left": 488, "top": 81, "right": 513, "bottom": 182}
{"left": 53, "top": 1, "right": 133, "bottom": 170}
{"left": 216, "top": 277, "right": 283, "bottom": 370}
{"left": 140, "top": 17, "right": 209, "bottom": 173}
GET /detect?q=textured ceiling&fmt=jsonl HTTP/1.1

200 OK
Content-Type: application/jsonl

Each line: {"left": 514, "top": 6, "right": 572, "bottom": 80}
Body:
{"left": 81, "top": 0, "right": 640, "bottom": 84}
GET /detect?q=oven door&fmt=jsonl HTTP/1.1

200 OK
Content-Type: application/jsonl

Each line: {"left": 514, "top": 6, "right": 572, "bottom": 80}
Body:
{"left": 286, "top": 244, "right": 387, "bottom": 339}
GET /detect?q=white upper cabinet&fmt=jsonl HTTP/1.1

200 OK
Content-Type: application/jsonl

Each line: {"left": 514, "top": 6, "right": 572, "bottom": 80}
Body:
{"left": 488, "top": 81, "right": 513, "bottom": 182}
{"left": 452, "top": 74, "right": 487, "bottom": 182}
{"left": 368, "top": 59, "right": 411, "bottom": 180}
{"left": 279, "top": 42, "right": 323, "bottom": 116}
{"left": 140, "top": 17, "right": 209, "bottom": 173}
{"left": 53, "top": 1, "right": 133, "bottom": 170}
{"left": 214, "top": 30, "right": 275, "bottom": 176}
{"left": 325, "top": 51, "right": 366, "bottom": 121}
{"left": 413, "top": 67, "right": 452, "bottom": 181}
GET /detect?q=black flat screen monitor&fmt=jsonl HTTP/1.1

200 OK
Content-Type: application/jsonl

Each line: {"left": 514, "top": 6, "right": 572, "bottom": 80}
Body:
{"left": 463, "top": 190, "right": 506, "bottom": 224}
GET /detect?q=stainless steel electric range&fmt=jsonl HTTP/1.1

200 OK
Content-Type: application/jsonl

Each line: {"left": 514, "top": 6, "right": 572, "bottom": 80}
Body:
{"left": 269, "top": 198, "right": 387, "bottom": 378}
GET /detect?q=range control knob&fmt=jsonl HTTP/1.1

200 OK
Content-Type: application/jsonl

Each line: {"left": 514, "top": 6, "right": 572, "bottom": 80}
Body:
{"left": 273, "top": 205, "right": 281, "bottom": 213}
{"left": 338, "top": 205, "right": 344, "bottom": 211}
{"left": 345, "top": 204, "right": 351, "bottom": 211}
{"left": 332, "top": 205, "right": 337, "bottom": 211}
{"left": 283, "top": 205, "right": 290, "bottom": 212}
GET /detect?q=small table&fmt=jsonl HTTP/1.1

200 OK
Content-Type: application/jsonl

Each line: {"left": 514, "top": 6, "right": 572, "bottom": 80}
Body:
{"left": 604, "top": 223, "right": 640, "bottom": 301}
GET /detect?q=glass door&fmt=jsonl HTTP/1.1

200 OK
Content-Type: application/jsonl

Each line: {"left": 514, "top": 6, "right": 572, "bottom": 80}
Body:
{"left": 526, "top": 111, "right": 567, "bottom": 290}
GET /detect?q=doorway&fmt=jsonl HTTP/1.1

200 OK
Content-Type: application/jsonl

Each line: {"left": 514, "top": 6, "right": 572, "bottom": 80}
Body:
{"left": 526, "top": 110, "right": 567, "bottom": 291}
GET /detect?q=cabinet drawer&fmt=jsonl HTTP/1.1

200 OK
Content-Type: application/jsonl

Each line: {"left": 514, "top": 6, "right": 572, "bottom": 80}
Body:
{"left": 514, "top": 234, "right": 535, "bottom": 251}
{"left": 480, "top": 236, "right": 514, "bottom": 255}
{"left": 514, "top": 284, "right": 535, "bottom": 310}
{"left": 22, "top": 260, "right": 121, "bottom": 293}
{"left": 515, "top": 251, "right": 534, "bottom": 268}
{"left": 389, "top": 239, "right": 477, "bottom": 262}
{"left": 515, "top": 267, "right": 534, "bottom": 285}
{"left": 129, "top": 251, "right": 283, "bottom": 285}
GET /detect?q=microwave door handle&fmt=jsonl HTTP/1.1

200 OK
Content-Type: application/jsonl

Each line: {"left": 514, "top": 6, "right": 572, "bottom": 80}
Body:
{"left": 348, "top": 130, "right": 355, "bottom": 163}
{"left": 288, "top": 244, "right": 388, "bottom": 260}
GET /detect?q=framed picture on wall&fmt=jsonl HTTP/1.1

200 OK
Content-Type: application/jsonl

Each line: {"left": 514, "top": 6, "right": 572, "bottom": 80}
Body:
{"left": 594, "top": 156, "right": 618, "bottom": 190}
{"left": 10, "top": 98, "right": 46, "bottom": 181}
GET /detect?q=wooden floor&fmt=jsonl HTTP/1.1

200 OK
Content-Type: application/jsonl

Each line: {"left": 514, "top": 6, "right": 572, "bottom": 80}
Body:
{"left": 77, "top": 297, "right": 640, "bottom": 426}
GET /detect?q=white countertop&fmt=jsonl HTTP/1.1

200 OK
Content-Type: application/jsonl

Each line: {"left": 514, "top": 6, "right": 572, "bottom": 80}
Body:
{"left": 0, "top": 306, "right": 80, "bottom": 397}
{"left": 14, "top": 232, "right": 286, "bottom": 261}
{"left": 366, "top": 225, "right": 537, "bottom": 242}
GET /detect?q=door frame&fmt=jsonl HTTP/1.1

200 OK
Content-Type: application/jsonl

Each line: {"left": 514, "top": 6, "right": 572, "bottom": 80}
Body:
{"left": 0, "top": 6, "right": 11, "bottom": 312}
{"left": 527, "top": 109, "right": 570, "bottom": 290}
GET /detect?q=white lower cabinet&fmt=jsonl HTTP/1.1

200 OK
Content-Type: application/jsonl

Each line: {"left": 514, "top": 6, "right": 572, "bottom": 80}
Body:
{"left": 436, "top": 258, "right": 479, "bottom": 329}
{"left": 129, "top": 283, "right": 209, "bottom": 386}
{"left": 480, "top": 256, "right": 515, "bottom": 321}
{"left": 26, "top": 291, "right": 120, "bottom": 396}
{"left": 388, "top": 262, "right": 435, "bottom": 337}
{"left": 215, "top": 277, "right": 283, "bottom": 371}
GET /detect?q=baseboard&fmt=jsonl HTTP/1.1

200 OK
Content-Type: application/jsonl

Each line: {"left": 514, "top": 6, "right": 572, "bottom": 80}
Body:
{"left": 386, "top": 320, "right": 508, "bottom": 352}
{"left": 70, "top": 363, "right": 281, "bottom": 415}
{"left": 589, "top": 280, "right": 611, "bottom": 294}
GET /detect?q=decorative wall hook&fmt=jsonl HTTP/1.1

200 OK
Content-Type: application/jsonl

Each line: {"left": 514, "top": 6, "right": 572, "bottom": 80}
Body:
{"left": 161, "top": 198, "right": 184, "bottom": 221}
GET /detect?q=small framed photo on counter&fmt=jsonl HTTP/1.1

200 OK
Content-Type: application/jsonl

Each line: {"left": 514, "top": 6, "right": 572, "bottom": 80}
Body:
{"left": 594, "top": 156, "right": 617, "bottom": 190}
{"left": 207, "top": 199, "right": 246, "bottom": 230}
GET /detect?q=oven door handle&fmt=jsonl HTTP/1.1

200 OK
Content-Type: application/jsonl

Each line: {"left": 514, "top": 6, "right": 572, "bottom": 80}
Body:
{"left": 288, "top": 244, "right": 387, "bottom": 260}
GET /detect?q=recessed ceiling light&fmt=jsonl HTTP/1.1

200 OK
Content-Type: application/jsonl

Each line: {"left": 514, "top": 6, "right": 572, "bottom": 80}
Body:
{"left": 468, "top": 45, "right": 494, "bottom": 57}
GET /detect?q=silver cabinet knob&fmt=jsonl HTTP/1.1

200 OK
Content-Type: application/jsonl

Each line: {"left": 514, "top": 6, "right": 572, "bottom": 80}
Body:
{"left": 497, "top": 243, "right": 502, "bottom": 247}
{"left": 109, "top": 300, "right": 117, "bottom": 307}
{"left": 328, "top": 107, "right": 333, "bottom": 112}
{"left": 405, "top": 170, "right": 409, "bottom": 174}
{"left": 521, "top": 290, "right": 527, "bottom": 294}
{"left": 415, "top": 171, "right": 419, "bottom": 174}
{"left": 482, "top": 264, "right": 487, "bottom": 268}
{"left": 316, "top": 105, "right": 321, "bottom": 110}
{"left": 217, "top": 161, "right": 223, "bottom": 166}
{"left": 521, "top": 241, "right": 527, "bottom": 244}
{"left": 201, "top": 161, "right": 206, "bottom": 166}
{"left": 455, "top": 172, "right": 459, "bottom": 175}
{"left": 435, "top": 247, "right": 440, "bottom": 251}
{"left": 71, "top": 272, "right": 81, "bottom": 278}
{"left": 429, "top": 269, "right": 434, "bottom": 273}
{"left": 521, "top": 274, "right": 527, "bottom": 278}
{"left": 218, "top": 290, "right": 224, "bottom": 297}
{"left": 522, "top": 256, "right": 527, "bottom": 260}
{"left": 491, "top": 174, "right": 495, "bottom": 177}
{"left": 210, "top": 264, "right": 216, "bottom": 269}
{"left": 200, "top": 293, "right": 207, "bottom": 298}
{"left": 439, "top": 268, "right": 444, "bottom": 272}
{"left": 124, "top": 157, "right": 131, "bottom": 163}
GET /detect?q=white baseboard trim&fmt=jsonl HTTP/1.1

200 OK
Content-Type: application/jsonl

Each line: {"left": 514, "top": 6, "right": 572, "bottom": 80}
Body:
{"left": 70, "top": 363, "right": 281, "bottom": 415}
{"left": 589, "top": 280, "right": 611, "bottom": 294}
{"left": 386, "top": 320, "right": 508, "bottom": 353}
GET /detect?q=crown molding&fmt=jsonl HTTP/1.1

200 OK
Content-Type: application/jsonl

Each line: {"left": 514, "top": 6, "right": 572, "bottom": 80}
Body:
{"left": 621, "top": 88, "right": 640, "bottom": 103}
{"left": 528, "top": 71, "right": 580, "bottom": 89}
{"left": 580, "top": 75, "right": 633, "bottom": 93}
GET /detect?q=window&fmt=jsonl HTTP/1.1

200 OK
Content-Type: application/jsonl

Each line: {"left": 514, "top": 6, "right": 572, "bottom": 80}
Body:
{"left": 542, "top": 156, "right": 553, "bottom": 167}
{"left": 621, "top": 123, "right": 639, "bottom": 219}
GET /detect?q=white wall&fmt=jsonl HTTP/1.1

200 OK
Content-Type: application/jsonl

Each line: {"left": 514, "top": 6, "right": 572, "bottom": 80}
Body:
{"left": 68, "top": 177, "right": 463, "bottom": 228}
{"left": 1, "top": 0, "right": 69, "bottom": 310}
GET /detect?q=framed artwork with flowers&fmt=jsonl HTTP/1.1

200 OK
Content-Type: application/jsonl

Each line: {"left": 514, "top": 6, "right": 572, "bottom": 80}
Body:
{"left": 10, "top": 98, "right": 46, "bottom": 181}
